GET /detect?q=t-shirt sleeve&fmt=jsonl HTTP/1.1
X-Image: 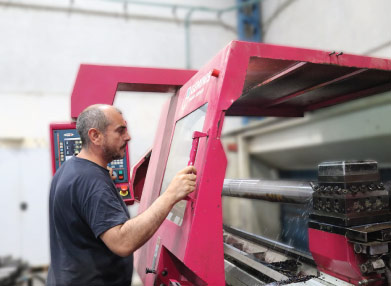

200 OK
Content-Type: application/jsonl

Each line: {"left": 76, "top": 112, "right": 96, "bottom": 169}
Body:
{"left": 82, "top": 186, "right": 129, "bottom": 238}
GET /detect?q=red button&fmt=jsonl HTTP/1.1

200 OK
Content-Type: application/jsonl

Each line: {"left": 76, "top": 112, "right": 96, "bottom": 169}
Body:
{"left": 120, "top": 185, "right": 128, "bottom": 191}
{"left": 211, "top": 69, "right": 220, "bottom": 77}
{"left": 120, "top": 185, "right": 129, "bottom": 197}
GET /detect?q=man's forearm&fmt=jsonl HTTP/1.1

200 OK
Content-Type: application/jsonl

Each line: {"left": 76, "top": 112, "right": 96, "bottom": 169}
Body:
{"left": 116, "top": 192, "right": 176, "bottom": 255}
{"left": 100, "top": 166, "right": 196, "bottom": 257}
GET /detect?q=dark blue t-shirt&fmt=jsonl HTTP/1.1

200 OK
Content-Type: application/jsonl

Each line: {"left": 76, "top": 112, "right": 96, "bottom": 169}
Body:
{"left": 47, "top": 156, "right": 133, "bottom": 286}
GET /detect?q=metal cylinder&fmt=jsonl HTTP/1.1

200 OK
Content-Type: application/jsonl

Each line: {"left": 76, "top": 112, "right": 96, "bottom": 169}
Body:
{"left": 222, "top": 179, "right": 313, "bottom": 204}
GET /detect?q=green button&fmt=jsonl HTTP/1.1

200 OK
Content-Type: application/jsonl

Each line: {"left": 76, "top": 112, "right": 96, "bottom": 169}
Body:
{"left": 118, "top": 170, "right": 123, "bottom": 175}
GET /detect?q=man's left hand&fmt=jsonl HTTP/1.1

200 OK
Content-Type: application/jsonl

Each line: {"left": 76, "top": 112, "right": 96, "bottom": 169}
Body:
{"left": 107, "top": 166, "right": 117, "bottom": 180}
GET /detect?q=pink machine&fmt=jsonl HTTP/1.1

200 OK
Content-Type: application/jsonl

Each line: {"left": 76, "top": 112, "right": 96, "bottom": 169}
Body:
{"left": 59, "top": 41, "right": 391, "bottom": 285}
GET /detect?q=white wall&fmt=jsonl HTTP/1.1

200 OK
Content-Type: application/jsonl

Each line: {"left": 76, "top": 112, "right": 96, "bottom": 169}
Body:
{"left": 261, "top": 0, "right": 391, "bottom": 58}
{"left": 0, "top": 0, "right": 237, "bottom": 266}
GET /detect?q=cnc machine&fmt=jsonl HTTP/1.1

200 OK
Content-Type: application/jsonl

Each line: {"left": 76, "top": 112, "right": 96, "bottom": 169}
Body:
{"left": 51, "top": 41, "right": 391, "bottom": 285}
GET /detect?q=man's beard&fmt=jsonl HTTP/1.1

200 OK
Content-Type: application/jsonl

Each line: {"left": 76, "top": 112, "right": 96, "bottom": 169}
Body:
{"left": 102, "top": 141, "right": 126, "bottom": 162}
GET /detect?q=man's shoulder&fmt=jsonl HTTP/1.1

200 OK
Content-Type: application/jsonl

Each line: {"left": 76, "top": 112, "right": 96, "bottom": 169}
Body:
{"left": 50, "top": 157, "right": 115, "bottom": 209}
{"left": 53, "top": 157, "right": 111, "bottom": 192}
{"left": 59, "top": 157, "right": 106, "bottom": 177}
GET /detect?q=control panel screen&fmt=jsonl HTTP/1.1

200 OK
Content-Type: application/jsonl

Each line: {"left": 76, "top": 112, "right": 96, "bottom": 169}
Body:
{"left": 64, "top": 138, "right": 82, "bottom": 160}
{"left": 50, "top": 123, "right": 134, "bottom": 204}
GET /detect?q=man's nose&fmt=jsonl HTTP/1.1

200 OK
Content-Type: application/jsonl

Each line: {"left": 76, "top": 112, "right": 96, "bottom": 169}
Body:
{"left": 125, "top": 132, "right": 131, "bottom": 142}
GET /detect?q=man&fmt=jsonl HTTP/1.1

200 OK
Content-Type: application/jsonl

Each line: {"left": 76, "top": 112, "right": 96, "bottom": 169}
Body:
{"left": 47, "top": 104, "right": 197, "bottom": 286}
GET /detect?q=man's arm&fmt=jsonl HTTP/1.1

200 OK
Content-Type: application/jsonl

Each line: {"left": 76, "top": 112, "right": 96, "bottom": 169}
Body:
{"left": 100, "top": 165, "right": 197, "bottom": 257}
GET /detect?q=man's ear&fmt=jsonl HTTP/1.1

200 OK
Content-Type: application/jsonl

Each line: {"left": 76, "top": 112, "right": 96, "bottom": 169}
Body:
{"left": 88, "top": 128, "right": 103, "bottom": 146}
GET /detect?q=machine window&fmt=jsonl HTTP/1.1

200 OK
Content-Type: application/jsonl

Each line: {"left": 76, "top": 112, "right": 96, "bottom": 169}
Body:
{"left": 160, "top": 103, "right": 208, "bottom": 226}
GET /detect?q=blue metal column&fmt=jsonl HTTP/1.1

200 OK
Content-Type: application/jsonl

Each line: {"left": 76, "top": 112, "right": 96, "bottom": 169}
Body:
{"left": 236, "top": 0, "right": 261, "bottom": 42}
{"left": 237, "top": 0, "right": 262, "bottom": 125}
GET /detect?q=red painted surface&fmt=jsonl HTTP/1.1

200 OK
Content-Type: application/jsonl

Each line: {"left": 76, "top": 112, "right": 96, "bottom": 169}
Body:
{"left": 130, "top": 149, "right": 151, "bottom": 203}
{"left": 70, "top": 64, "right": 197, "bottom": 118}
{"left": 227, "top": 143, "right": 238, "bottom": 152}
{"left": 308, "top": 228, "right": 383, "bottom": 285}
{"left": 122, "top": 139, "right": 133, "bottom": 205}
{"left": 134, "top": 41, "right": 391, "bottom": 285}
{"left": 155, "top": 247, "right": 207, "bottom": 286}
{"left": 223, "top": 42, "right": 391, "bottom": 117}
{"left": 188, "top": 131, "right": 208, "bottom": 166}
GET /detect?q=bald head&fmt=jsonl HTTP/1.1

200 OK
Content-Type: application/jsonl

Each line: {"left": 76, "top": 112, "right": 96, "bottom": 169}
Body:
{"left": 76, "top": 104, "right": 122, "bottom": 148}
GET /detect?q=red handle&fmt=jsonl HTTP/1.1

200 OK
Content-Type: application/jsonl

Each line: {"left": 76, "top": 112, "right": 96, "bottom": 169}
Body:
{"left": 187, "top": 131, "right": 208, "bottom": 166}
{"left": 185, "top": 131, "right": 207, "bottom": 202}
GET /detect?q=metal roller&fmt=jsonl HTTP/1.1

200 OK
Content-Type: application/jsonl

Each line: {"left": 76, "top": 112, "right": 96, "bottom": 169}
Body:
{"left": 222, "top": 179, "right": 314, "bottom": 204}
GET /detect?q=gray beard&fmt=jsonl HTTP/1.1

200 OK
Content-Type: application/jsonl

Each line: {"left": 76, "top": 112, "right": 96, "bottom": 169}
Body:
{"left": 102, "top": 145, "right": 123, "bottom": 162}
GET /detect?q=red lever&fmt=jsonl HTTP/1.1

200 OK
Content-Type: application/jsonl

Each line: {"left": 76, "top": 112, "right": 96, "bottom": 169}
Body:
{"left": 185, "top": 131, "right": 207, "bottom": 202}
{"left": 188, "top": 131, "right": 208, "bottom": 166}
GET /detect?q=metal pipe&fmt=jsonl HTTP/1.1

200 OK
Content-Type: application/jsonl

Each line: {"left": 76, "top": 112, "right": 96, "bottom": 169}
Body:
{"left": 223, "top": 225, "right": 314, "bottom": 264}
{"left": 183, "top": 0, "right": 262, "bottom": 68}
{"left": 3, "top": 0, "right": 261, "bottom": 69}
{"left": 222, "top": 178, "right": 313, "bottom": 204}
{"left": 104, "top": 0, "right": 263, "bottom": 68}
{"left": 184, "top": 8, "right": 196, "bottom": 69}
{"left": 0, "top": 0, "right": 233, "bottom": 28}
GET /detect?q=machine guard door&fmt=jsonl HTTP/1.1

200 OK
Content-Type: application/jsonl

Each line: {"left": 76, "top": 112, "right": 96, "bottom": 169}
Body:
{"left": 135, "top": 66, "right": 227, "bottom": 286}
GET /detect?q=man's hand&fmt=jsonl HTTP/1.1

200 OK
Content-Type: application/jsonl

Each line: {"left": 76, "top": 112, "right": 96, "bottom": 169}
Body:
{"left": 100, "top": 165, "right": 197, "bottom": 257}
{"left": 164, "top": 166, "right": 197, "bottom": 204}
{"left": 107, "top": 166, "right": 117, "bottom": 180}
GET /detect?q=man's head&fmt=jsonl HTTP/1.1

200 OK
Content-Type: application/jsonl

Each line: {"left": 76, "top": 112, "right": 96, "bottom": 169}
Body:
{"left": 76, "top": 104, "right": 131, "bottom": 162}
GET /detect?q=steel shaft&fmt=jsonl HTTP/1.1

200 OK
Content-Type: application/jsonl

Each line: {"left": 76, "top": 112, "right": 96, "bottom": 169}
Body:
{"left": 222, "top": 179, "right": 313, "bottom": 204}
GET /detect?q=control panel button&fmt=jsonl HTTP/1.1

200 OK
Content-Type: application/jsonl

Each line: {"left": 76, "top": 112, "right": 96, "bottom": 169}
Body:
{"left": 120, "top": 185, "right": 128, "bottom": 191}
{"left": 120, "top": 185, "right": 129, "bottom": 197}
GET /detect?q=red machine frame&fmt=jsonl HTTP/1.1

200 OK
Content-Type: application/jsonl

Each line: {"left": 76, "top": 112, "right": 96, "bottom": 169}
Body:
{"left": 66, "top": 41, "right": 391, "bottom": 285}
{"left": 51, "top": 65, "right": 196, "bottom": 206}
{"left": 131, "top": 149, "right": 152, "bottom": 203}
{"left": 70, "top": 64, "right": 197, "bottom": 119}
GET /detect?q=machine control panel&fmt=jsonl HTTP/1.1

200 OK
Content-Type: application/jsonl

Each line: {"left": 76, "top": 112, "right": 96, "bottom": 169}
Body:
{"left": 50, "top": 122, "right": 134, "bottom": 205}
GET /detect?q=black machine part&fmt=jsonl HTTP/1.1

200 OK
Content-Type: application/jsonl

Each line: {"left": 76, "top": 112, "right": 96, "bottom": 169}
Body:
{"left": 311, "top": 160, "right": 390, "bottom": 227}
{"left": 309, "top": 160, "right": 391, "bottom": 282}
{"left": 317, "top": 160, "right": 380, "bottom": 186}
